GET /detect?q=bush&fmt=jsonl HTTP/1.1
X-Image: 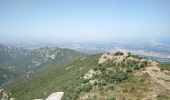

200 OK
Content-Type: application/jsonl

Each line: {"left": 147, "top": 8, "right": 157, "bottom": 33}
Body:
{"left": 157, "top": 94, "right": 170, "bottom": 100}
{"left": 140, "top": 64, "right": 145, "bottom": 68}
{"left": 114, "top": 52, "right": 123, "bottom": 56}
{"left": 107, "top": 96, "right": 116, "bottom": 100}
{"left": 111, "top": 72, "right": 128, "bottom": 82}
{"left": 123, "top": 89, "right": 128, "bottom": 92}
{"left": 87, "top": 94, "right": 97, "bottom": 100}
{"left": 108, "top": 85, "right": 115, "bottom": 90}
{"left": 160, "top": 64, "right": 170, "bottom": 71}
{"left": 100, "top": 80, "right": 107, "bottom": 86}
{"left": 81, "top": 79, "right": 89, "bottom": 83}
{"left": 131, "top": 86, "right": 137, "bottom": 92}
{"left": 82, "top": 83, "right": 92, "bottom": 92}
{"left": 134, "top": 65, "right": 140, "bottom": 70}
{"left": 100, "top": 61, "right": 116, "bottom": 68}
{"left": 98, "top": 64, "right": 102, "bottom": 67}
{"left": 143, "top": 61, "right": 148, "bottom": 66}
{"left": 93, "top": 66, "right": 98, "bottom": 71}
{"left": 126, "top": 68, "right": 133, "bottom": 73}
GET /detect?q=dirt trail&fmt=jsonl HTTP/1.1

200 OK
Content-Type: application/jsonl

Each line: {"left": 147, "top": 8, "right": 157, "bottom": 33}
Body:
{"left": 145, "top": 61, "right": 170, "bottom": 90}
{"left": 143, "top": 61, "right": 170, "bottom": 99}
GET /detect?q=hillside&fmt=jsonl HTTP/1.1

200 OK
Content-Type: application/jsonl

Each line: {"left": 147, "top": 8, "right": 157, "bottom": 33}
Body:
{"left": 0, "top": 44, "right": 84, "bottom": 86}
{"left": 2, "top": 51, "right": 170, "bottom": 100}
{"left": 0, "top": 68, "right": 14, "bottom": 86}
{"left": 0, "top": 44, "right": 29, "bottom": 64}
{"left": 4, "top": 54, "right": 101, "bottom": 100}
{"left": 75, "top": 52, "right": 170, "bottom": 100}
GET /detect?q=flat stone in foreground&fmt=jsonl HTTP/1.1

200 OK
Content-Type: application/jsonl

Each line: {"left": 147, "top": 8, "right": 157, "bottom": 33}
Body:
{"left": 46, "top": 92, "right": 64, "bottom": 100}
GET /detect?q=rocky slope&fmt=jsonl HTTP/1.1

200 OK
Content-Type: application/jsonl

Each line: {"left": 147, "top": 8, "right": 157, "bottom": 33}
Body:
{"left": 76, "top": 51, "right": 170, "bottom": 100}
{"left": 1, "top": 51, "right": 170, "bottom": 100}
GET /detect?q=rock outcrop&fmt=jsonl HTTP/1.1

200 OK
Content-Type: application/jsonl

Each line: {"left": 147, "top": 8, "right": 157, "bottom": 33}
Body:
{"left": 45, "top": 92, "right": 64, "bottom": 100}
{"left": 98, "top": 51, "right": 128, "bottom": 64}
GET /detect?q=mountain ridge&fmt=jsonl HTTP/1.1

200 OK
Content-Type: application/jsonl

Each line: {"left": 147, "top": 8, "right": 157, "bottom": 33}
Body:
{"left": 2, "top": 51, "right": 170, "bottom": 100}
{"left": 0, "top": 44, "right": 84, "bottom": 86}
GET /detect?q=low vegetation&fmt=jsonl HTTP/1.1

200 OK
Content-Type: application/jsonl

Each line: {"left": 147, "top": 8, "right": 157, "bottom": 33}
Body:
{"left": 5, "top": 54, "right": 101, "bottom": 100}
{"left": 160, "top": 64, "right": 170, "bottom": 71}
{"left": 64, "top": 52, "right": 150, "bottom": 99}
{"left": 3, "top": 51, "right": 170, "bottom": 100}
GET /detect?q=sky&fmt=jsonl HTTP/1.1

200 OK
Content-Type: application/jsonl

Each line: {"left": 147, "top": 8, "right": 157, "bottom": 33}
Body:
{"left": 0, "top": 0, "right": 170, "bottom": 42}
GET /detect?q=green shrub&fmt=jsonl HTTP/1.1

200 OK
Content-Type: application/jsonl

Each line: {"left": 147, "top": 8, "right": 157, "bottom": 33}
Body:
{"left": 134, "top": 65, "right": 140, "bottom": 70}
{"left": 139, "top": 63, "right": 145, "bottom": 68}
{"left": 114, "top": 52, "right": 123, "bottom": 56}
{"left": 108, "top": 85, "right": 115, "bottom": 90}
{"left": 93, "top": 66, "right": 98, "bottom": 71}
{"left": 157, "top": 94, "right": 170, "bottom": 100}
{"left": 100, "top": 61, "right": 116, "bottom": 68}
{"left": 107, "top": 96, "right": 116, "bottom": 100}
{"left": 126, "top": 68, "right": 133, "bottom": 73}
{"left": 123, "top": 89, "right": 128, "bottom": 92}
{"left": 160, "top": 64, "right": 170, "bottom": 71}
{"left": 87, "top": 94, "right": 97, "bottom": 100}
{"left": 111, "top": 72, "right": 128, "bottom": 82}
{"left": 131, "top": 86, "right": 137, "bottom": 92}
{"left": 82, "top": 83, "right": 92, "bottom": 92}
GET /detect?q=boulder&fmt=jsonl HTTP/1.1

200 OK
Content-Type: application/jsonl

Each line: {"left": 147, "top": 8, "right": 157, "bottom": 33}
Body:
{"left": 46, "top": 92, "right": 64, "bottom": 100}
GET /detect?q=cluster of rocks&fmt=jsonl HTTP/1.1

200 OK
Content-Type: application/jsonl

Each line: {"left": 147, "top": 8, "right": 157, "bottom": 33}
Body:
{"left": 0, "top": 89, "right": 15, "bottom": 100}
{"left": 83, "top": 69, "right": 101, "bottom": 80}
{"left": 98, "top": 51, "right": 128, "bottom": 64}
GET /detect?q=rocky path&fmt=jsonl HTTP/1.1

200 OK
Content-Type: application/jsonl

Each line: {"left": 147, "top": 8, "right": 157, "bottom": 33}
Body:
{"left": 145, "top": 61, "right": 170, "bottom": 90}
{"left": 142, "top": 61, "right": 170, "bottom": 99}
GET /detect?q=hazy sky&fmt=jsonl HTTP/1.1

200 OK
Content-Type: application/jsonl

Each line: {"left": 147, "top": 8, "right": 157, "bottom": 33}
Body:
{"left": 0, "top": 0, "right": 170, "bottom": 42}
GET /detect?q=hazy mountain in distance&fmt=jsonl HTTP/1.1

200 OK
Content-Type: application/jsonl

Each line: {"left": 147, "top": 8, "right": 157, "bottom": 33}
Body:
{"left": 0, "top": 67, "right": 14, "bottom": 86}
{"left": 0, "top": 44, "right": 29, "bottom": 63}
{"left": 0, "top": 44, "right": 84, "bottom": 86}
